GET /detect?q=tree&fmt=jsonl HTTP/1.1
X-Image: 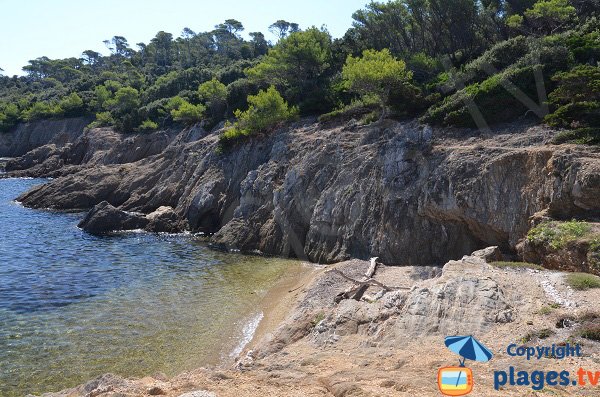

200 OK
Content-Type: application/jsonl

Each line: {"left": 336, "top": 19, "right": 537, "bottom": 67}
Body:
{"left": 268, "top": 20, "right": 299, "bottom": 40}
{"left": 222, "top": 85, "right": 298, "bottom": 142}
{"left": 217, "top": 19, "right": 244, "bottom": 37}
{"left": 0, "top": 103, "right": 20, "bottom": 132}
{"left": 81, "top": 50, "right": 102, "bottom": 66}
{"left": 198, "top": 78, "right": 228, "bottom": 120}
{"left": 524, "top": 0, "right": 577, "bottom": 34}
{"left": 545, "top": 65, "right": 600, "bottom": 129}
{"left": 151, "top": 31, "right": 174, "bottom": 68}
{"left": 59, "top": 93, "right": 85, "bottom": 116}
{"left": 170, "top": 99, "right": 206, "bottom": 125}
{"left": 104, "top": 36, "right": 131, "bottom": 57}
{"left": 342, "top": 49, "right": 414, "bottom": 118}
{"left": 249, "top": 32, "right": 269, "bottom": 56}
{"left": 108, "top": 87, "right": 140, "bottom": 114}
{"left": 246, "top": 27, "right": 332, "bottom": 109}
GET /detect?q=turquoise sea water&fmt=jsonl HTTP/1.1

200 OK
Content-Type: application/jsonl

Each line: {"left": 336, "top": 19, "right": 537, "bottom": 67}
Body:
{"left": 0, "top": 178, "right": 297, "bottom": 397}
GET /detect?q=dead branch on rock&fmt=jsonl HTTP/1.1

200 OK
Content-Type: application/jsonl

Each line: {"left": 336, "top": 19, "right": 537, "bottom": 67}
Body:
{"left": 328, "top": 265, "right": 409, "bottom": 304}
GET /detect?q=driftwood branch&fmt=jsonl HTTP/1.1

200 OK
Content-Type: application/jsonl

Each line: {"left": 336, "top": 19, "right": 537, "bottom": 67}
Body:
{"left": 328, "top": 263, "right": 409, "bottom": 304}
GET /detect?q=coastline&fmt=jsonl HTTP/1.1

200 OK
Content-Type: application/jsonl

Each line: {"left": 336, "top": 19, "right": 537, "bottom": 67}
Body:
{"left": 38, "top": 253, "right": 600, "bottom": 397}
{"left": 241, "top": 261, "right": 323, "bottom": 358}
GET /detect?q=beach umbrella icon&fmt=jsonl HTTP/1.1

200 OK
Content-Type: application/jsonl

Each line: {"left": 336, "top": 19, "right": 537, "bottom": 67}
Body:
{"left": 445, "top": 335, "right": 493, "bottom": 366}
{"left": 438, "top": 336, "right": 493, "bottom": 396}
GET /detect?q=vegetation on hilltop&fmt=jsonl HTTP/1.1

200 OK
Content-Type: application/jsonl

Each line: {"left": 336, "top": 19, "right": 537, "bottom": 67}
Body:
{"left": 0, "top": 1, "right": 598, "bottom": 145}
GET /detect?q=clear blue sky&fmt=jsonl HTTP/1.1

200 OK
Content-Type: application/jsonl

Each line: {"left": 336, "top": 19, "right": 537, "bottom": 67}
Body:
{"left": 0, "top": 0, "right": 369, "bottom": 76}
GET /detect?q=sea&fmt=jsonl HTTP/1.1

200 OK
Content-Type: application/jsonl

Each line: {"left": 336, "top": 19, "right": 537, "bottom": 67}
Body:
{"left": 0, "top": 177, "right": 298, "bottom": 397}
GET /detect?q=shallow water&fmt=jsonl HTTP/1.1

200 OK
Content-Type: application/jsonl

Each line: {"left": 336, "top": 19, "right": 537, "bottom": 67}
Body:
{"left": 0, "top": 178, "right": 299, "bottom": 397}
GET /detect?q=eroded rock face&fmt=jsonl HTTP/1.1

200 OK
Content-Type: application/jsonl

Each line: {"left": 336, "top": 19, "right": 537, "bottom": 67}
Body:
{"left": 0, "top": 117, "right": 89, "bottom": 157}
{"left": 10, "top": 120, "right": 600, "bottom": 265}
{"left": 307, "top": 255, "right": 514, "bottom": 346}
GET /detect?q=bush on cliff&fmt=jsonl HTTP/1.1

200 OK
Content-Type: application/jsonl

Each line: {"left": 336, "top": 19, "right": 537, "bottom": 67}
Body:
{"left": 169, "top": 99, "right": 206, "bottom": 126}
{"left": 341, "top": 49, "right": 420, "bottom": 120}
{"left": 220, "top": 86, "right": 298, "bottom": 148}
{"left": 246, "top": 27, "right": 333, "bottom": 113}
{"left": 546, "top": 64, "right": 600, "bottom": 144}
{"left": 422, "top": 39, "right": 570, "bottom": 127}
{"left": 0, "top": 103, "right": 20, "bottom": 132}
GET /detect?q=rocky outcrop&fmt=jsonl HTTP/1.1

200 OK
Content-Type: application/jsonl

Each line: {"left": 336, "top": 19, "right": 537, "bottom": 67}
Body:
{"left": 4, "top": 125, "right": 182, "bottom": 177}
{"left": 78, "top": 202, "right": 187, "bottom": 234}
{"left": 519, "top": 221, "right": 600, "bottom": 275}
{"left": 0, "top": 117, "right": 89, "bottom": 157}
{"left": 78, "top": 201, "right": 149, "bottom": 234}
{"left": 9, "top": 119, "right": 600, "bottom": 265}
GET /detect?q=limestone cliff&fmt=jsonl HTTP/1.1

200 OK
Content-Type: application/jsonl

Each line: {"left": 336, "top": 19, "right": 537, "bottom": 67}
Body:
{"left": 7, "top": 119, "right": 600, "bottom": 265}
{"left": 0, "top": 117, "right": 90, "bottom": 157}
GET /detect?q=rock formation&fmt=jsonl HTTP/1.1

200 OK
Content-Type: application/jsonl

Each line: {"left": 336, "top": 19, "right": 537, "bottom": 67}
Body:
{"left": 5, "top": 118, "right": 600, "bottom": 265}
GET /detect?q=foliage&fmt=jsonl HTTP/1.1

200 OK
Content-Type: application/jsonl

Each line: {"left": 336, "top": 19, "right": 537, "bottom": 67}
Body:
{"left": 198, "top": 78, "right": 228, "bottom": 120}
{"left": 423, "top": 37, "right": 570, "bottom": 127}
{"left": 59, "top": 92, "right": 85, "bottom": 116}
{"left": 246, "top": 27, "right": 332, "bottom": 112}
{"left": 0, "top": 103, "right": 20, "bottom": 132}
{"left": 527, "top": 220, "right": 593, "bottom": 250}
{"left": 566, "top": 273, "right": 600, "bottom": 290}
{"left": 138, "top": 119, "right": 159, "bottom": 132}
{"left": 170, "top": 99, "right": 206, "bottom": 125}
{"left": 545, "top": 65, "right": 600, "bottom": 140}
{"left": 342, "top": 49, "right": 415, "bottom": 116}
{"left": 221, "top": 86, "right": 298, "bottom": 145}
{"left": 318, "top": 94, "right": 381, "bottom": 123}
{"left": 0, "top": 2, "right": 598, "bottom": 145}
{"left": 523, "top": 0, "right": 577, "bottom": 34}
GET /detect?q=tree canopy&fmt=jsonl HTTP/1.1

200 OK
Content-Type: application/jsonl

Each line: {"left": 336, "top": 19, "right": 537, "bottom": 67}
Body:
{"left": 0, "top": 0, "right": 597, "bottom": 145}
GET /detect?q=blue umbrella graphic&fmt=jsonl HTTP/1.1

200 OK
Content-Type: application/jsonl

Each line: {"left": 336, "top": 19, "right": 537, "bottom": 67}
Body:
{"left": 444, "top": 336, "right": 493, "bottom": 387}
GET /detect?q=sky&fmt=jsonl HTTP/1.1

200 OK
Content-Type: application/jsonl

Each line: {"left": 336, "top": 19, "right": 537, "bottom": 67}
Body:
{"left": 0, "top": 0, "right": 369, "bottom": 76}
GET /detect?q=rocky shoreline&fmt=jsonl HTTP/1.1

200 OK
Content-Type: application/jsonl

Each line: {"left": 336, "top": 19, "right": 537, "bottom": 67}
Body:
{"left": 33, "top": 250, "right": 600, "bottom": 397}
{"left": 4, "top": 117, "right": 600, "bottom": 396}
{"left": 5, "top": 118, "right": 600, "bottom": 269}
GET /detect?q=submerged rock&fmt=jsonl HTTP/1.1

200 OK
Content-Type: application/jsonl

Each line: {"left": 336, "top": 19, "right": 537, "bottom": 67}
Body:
{"left": 78, "top": 201, "right": 148, "bottom": 234}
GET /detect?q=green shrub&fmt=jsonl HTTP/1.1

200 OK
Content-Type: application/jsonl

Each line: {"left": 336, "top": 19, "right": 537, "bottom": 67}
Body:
{"left": 318, "top": 94, "right": 380, "bottom": 123}
{"left": 342, "top": 49, "right": 415, "bottom": 117}
{"left": 86, "top": 111, "right": 114, "bottom": 129}
{"left": 22, "top": 101, "right": 64, "bottom": 121}
{"left": 423, "top": 37, "right": 570, "bottom": 127}
{"left": 424, "top": 65, "right": 543, "bottom": 127}
{"left": 566, "top": 273, "right": 600, "bottom": 290}
{"left": 220, "top": 86, "right": 298, "bottom": 146}
{"left": 545, "top": 65, "right": 600, "bottom": 141}
{"left": 0, "top": 103, "right": 20, "bottom": 132}
{"left": 527, "top": 220, "right": 592, "bottom": 250}
{"left": 198, "top": 78, "right": 227, "bottom": 120}
{"left": 170, "top": 100, "right": 205, "bottom": 125}
{"left": 59, "top": 92, "right": 85, "bottom": 116}
{"left": 138, "top": 119, "right": 159, "bottom": 132}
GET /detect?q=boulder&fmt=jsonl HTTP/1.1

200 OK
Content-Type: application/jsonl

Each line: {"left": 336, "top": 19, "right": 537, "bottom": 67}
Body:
{"left": 471, "top": 246, "right": 503, "bottom": 263}
{"left": 78, "top": 201, "right": 148, "bottom": 234}
{"left": 146, "top": 206, "right": 184, "bottom": 233}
